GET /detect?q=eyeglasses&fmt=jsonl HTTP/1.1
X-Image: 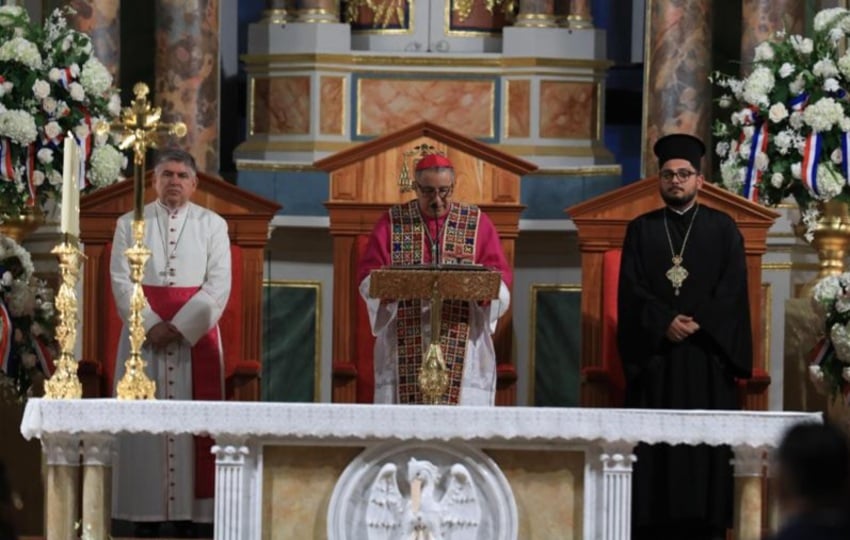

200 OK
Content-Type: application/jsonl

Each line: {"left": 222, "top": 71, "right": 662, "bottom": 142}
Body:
{"left": 416, "top": 183, "right": 453, "bottom": 197}
{"left": 659, "top": 169, "right": 698, "bottom": 182}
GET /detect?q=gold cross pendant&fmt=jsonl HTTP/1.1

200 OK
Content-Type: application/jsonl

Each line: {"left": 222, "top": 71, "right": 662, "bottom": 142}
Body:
{"left": 666, "top": 255, "right": 688, "bottom": 296}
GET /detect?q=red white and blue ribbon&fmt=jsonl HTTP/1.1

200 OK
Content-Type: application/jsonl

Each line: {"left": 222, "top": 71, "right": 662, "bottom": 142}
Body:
{"left": 801, "top": 133, "right": 824, "bottom": 197}
{"left": 0, "top": 138, "right": 14, "bottom": 180}
{"left": 742, "top": 121, "right": 768, "bottom": 202}
{"left": 789, "top": 92, "right": 809, "bottom": 112}
{"left": 55, "top": 67, "right": 75, "bottom": 90}
{"left": 808, "top": 336, "right": 832, "bottom": 368}
{"left": 843, "top": 133, "right": 850, "bottom": 186}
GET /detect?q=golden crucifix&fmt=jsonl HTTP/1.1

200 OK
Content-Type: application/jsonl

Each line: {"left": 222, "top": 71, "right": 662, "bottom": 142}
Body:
{"left": 97, "top": 82, "right": 186, "bottom": 400}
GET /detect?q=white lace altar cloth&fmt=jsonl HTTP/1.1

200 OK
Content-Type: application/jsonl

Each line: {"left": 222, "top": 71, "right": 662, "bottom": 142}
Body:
{"left": 20, "top": 400, "right": 822, "bottom": 540}
{"left": 20, "top": 399, "right": 820, "bottom": 448}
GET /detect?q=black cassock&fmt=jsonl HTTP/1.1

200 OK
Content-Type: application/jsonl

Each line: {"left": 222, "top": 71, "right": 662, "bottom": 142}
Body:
{"left": 617, "top": 203, "right": 752, "bottom": 535}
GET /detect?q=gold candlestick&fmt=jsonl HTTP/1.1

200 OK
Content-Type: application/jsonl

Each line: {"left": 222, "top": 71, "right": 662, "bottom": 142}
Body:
{"left": 44, "top": 235, "right": 83, "bottom": 399}
{"left": 98, "top": 82, "right": 186, "bottom": 400}
{"left": 115, "top": 219, "right": 155, "bottom": 400}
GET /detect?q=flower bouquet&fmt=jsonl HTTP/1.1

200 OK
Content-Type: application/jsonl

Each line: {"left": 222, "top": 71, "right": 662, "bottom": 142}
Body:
{"left": 0, "top": 235, "right": 57, "bottom": 400}
{"left": 712, "top": 8, "right": 850, "bottom": 241}
{"left": 810, "top": 272, "right": 850, "bottom": 399}
{"left": 0, "top": 5, "right": 125, "bottom": 220}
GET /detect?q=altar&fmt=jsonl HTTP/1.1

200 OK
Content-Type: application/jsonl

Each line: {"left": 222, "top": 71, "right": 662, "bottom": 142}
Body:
{"left": 21, "top": 400, "right": 818, "bottom": 540}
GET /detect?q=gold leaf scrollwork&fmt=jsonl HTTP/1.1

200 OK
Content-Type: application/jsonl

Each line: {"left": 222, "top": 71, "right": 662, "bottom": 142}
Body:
{"left": 345, "top": 0, "right": 412, "bottom": 29}
{"left": 452, "top": 0, "right": 515, "bottom": 22}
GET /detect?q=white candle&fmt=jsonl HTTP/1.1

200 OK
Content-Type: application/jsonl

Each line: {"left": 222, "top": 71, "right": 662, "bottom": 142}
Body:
{"left": 60, "top": 135, "right": 80, "bottom": 237}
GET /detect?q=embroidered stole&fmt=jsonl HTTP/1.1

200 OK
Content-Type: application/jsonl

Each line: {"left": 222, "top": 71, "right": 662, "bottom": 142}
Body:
{"left": 390, "top": 200, "right": 480, "bottom": 404}
{"left": 143, "top": 285, "right": 223, "bottom": 499}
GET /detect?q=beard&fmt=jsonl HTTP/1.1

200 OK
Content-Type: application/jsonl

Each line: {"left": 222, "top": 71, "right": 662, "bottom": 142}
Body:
{"left": 660, "top": 188, "right": 697, "bottom": 209}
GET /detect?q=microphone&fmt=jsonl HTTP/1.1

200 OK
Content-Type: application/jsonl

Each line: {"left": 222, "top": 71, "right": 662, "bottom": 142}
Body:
{"left": 430, "top": 201, "right": 441, "bottom": 267}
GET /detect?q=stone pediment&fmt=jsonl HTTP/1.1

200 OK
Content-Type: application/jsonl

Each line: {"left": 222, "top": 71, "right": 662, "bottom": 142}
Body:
{"left": 567, "top": 178, "right": 779, "bottom": 250}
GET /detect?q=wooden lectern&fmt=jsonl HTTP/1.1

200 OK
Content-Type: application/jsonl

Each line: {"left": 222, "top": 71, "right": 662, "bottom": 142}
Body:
{"left": 369, "top": 266, "right": 501, "bottom": 403}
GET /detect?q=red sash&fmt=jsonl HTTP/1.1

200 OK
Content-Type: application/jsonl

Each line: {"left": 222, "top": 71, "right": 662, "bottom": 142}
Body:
{"left": 143, "top": 285, "right": 222, "bottom": 499}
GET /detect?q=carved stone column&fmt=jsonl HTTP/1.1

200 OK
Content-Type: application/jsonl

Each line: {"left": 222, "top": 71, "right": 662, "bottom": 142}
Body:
{"left": 294, "top": 0, "right": 339, "bottom": 23}
{"left": 732, "top": 445, "right": 768, "bottom": 540}
{"left": 81, "top": 435, "right": 114, "bottom": 540}
{"left": 642, "top": 0, "right": 712, "bottom": 177}
{"left": 67, "top": 0, "right": 121, "bottom": 81}
{"left": 567, "top": 0, "right": 593, "bottom": 29}
{"left": 514, "top": 0, "right": 558, "bottom": 28}
{"left": 600, "top": 442, "right": 636, "bottom": 540}
{"left": 154, "top": 0, "right": 220, "bottom": 173}
{"left": 213, "top": 439, "right": 257, "bottom": 540}
{"left": 740, "top": 0, "right": 804, "bottom": 75}
{"left": 43, "top": 435, "right": 80, "bottom": 540}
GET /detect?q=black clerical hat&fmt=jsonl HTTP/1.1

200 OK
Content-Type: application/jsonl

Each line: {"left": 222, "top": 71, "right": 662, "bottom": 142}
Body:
{"left": 653, "top": 133, "right": 706, "bottom": 171}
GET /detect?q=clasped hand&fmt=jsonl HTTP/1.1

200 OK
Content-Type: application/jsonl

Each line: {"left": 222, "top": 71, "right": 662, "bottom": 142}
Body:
{"left": 146, "top": 321, "right": 183, "bottom": 350}
{"left": 665, "top": 314, "right": 699, "bottom": 343}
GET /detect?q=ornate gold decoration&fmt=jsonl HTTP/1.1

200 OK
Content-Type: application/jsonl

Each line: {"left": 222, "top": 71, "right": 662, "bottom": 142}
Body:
{"left": 793, "top": 200, "right": 850, "bottom": 299}
{"left": 97, "top": 82, "right": 187, "bottom": 400}
{"left": 0, "top": 206, "right": 44, "bottom": 243}
{"left": 398, "top": 144, "right": 441, "bottom": 193}
{"left": 420, "top": 282, "right": 448, "bottom": 404}
{"left": 345, "top": 0, "right": 410, "bottom": 28}
{"left": 44, "top": 236, "right": 83, "bottom": 399}
{"left": 453, "top": 0, "right": 514, "bottom": 22}
{"left": 369, "top": 268, "right": 500, "bottom": 300}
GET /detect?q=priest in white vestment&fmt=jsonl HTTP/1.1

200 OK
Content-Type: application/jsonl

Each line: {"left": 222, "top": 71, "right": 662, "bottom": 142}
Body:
{"left": 110, "top": 148, "right": 231, "bottom": 533}
{"left": 357, "top": 153, "right": 512, "bottom": 406}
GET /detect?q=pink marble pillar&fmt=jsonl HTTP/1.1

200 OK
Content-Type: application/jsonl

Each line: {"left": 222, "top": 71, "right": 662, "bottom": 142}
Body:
{"left": 155, "top": 0, "right": 220, "bottom": 173}
{"left": 740, "top": 0, "right": 804, "bottom": 74}
{"left": 643, "top": 0, "right": 712, "bottom": 177}
{"left": 295, "top": 0, "right": 339, "bottom": 23}
{"left": 67, "top": 0, "right": 121, "bottom": 81}
{"left": 515, "top": 0, "right": 558, "bottom": 28}
{"left": 567, "top": 0, "right": 593, "bottom": 29}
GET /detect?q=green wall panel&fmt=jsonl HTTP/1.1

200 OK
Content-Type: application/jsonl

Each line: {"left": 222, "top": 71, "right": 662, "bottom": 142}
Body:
{"left": 263, "top": 284, "right": 319, "bottom": 402}
{"left": 532, "top": 287, "right": 581, "bottom": 407}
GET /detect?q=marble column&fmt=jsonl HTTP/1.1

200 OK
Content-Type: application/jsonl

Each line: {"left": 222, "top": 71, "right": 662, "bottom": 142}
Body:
{"left": 81, "top": 435, "right": 114, "bottom": 540}
{"left": 67, "top": 0, "right": 121, "bottom": 81}
{"left": 740, "top": 0, "right": 804, "bottom": 74}
{"left": 295, "top": 0, "right": 339, "bottom": 23}
{"left": 514, "top": 0, "right": 558, "bottom": 28}
{"left": 642, "top": 0, "right": 712, "bottom": 178}
{"left": 567, "top": 0, "right": 593, "bottom": 29}
{"left": 43, "top": 435, "right": 80, "bottom": 540}
{"left": 600, "top": 442, "right": 636, "bottom": 540}
{"left": 213, "top": 439, "right": 256, "bottom": 540}
{"left": 155, "top": 0, "right": 220, "bottom": 173}
{"left": 732, "top": 445, "right": 768, "bottom": 540}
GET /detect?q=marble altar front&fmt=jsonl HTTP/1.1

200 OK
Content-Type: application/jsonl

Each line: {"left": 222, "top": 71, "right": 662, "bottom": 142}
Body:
{"left": 20, "top": 400, "right": 819, "bottom": 540}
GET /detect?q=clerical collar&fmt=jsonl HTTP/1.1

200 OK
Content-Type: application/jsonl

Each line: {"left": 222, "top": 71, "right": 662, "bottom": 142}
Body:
{"left": 666, "top": 201, "right": 696, "bottom": 216}
{"left": 156, "top": 200, "right": 189, "bottom": 217}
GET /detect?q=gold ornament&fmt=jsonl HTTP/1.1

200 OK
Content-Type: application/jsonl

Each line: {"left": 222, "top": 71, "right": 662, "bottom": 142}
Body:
{"left": 98, "top": 82, "right": 187, "bottom": 400}
{"left": 44, "top": 236, "right": 84, "bottom": 399}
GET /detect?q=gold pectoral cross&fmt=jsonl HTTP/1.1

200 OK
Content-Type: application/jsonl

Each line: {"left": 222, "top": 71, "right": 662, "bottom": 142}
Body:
{"left": 666, "top": 255, "right": 688, "bottom": 296}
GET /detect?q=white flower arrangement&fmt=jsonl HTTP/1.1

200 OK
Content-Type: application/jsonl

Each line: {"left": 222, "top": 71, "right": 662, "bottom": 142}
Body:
{"left": 0, "top": 6, "right": 126, "bottom": 219}
{"left": 810, "top": 272, "right": 850, "bottom": 398}
{"left": 0, "top": 235, "right": 56, "bottom": 400}
{"left": 712, "top": 7, "right": 850, "bottom": 240}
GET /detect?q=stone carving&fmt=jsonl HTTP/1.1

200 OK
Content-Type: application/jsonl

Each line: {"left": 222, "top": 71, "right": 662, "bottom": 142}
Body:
{"left": 366, "top": 458, "right": 481, "bottom": 540}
